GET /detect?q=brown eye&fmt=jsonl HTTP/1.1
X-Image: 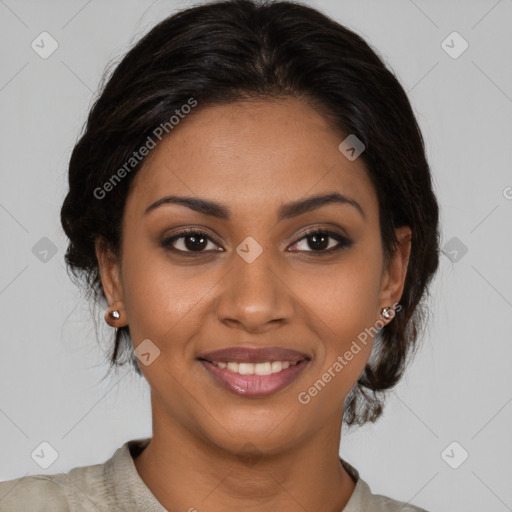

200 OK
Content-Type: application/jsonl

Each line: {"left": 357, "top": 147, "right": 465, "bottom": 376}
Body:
{"left": 290, "top": 229, "right": 353, "bottom": 254}
{"left": 161, "top": 228, "right": 353, "bottom": 257}
{"left": 161, "top": 230, "right": 221, "bottom": 253}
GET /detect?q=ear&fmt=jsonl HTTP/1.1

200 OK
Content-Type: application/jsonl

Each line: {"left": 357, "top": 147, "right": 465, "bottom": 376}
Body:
{"left": 95, "top": 237, "right": 127, "bottom": 328}
{"left": 378, "top": 226, "right": 412, "bottom": 317}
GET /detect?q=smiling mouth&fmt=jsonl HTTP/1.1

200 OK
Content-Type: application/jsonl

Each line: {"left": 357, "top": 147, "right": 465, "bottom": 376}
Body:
{"left": 197, "top": 357, "right": 310, "bottom": 397}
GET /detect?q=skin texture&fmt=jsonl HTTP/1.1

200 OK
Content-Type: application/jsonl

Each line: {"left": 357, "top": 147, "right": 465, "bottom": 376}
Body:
{"left": 95, "top": 97, "right": 411, "bottom": 512}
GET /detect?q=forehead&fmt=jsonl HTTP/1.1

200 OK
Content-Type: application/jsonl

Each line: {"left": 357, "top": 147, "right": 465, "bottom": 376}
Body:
{"left": 126, "top": 98, "right": 378, "bottom": 220}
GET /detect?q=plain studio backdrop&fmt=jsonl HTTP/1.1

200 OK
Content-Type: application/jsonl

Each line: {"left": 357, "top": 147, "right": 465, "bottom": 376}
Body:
{"left": 0, "top": 1, "right": 511, "bottom": 511}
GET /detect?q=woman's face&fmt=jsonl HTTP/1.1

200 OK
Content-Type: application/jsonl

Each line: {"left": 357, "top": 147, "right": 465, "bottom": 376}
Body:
{"left": 96, "top": 97, "right": 410, "bottom": 455}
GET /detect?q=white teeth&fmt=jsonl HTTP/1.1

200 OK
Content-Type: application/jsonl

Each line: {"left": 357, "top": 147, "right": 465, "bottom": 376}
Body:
{"left": 238, "top": 363, "right": 254, "bottom": 375}
{"left": 254, "top": 362, "right": 272, "bottom": 375}
{"left": 271, "top": 361, "right": 282, "bottom": 373}
{"left": 210, "top": 360, "right": 299, "bottom": 375}
{"left": 227, "top": 362, "right": 238, "bottom": 373}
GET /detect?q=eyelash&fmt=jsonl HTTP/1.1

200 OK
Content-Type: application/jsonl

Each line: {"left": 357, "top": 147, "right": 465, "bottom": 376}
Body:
{"left": 161, "top": 227, "right": 353, "bottom": 256}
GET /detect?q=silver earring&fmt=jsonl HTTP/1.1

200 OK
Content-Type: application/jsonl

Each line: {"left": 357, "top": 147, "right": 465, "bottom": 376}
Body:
{"left": 109, "top": 310, "right": 120, "bottom": 320}
{"left": 381, "top": 307, "right": 394, "bottom": 319}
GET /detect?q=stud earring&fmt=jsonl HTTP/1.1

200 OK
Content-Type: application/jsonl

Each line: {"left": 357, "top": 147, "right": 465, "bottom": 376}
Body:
{"left": 109, "top": 310, "right": 120, "bottom": 320}
{"left": 105, "top": 308, "right": 121, "bottom": 338}
{"left": 381, "top": 306, "right": 394, "bottom": 320}
{"left": 105, "top": 308, "right": 120, "bottom": 326}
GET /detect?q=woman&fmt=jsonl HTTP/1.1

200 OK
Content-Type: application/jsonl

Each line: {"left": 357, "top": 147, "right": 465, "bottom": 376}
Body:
{"left": 0, "top": 0, "right": 439, "bottom": 510}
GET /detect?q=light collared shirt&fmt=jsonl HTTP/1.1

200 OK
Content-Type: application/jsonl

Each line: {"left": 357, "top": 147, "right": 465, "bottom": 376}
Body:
{"left": 0, "top": 438, "right": 428, "bottom": 511}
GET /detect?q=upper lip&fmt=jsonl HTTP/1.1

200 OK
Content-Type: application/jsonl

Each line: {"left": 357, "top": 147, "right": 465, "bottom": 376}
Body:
{"left": 197, "top": 346, "right": 310, "bottom": 363}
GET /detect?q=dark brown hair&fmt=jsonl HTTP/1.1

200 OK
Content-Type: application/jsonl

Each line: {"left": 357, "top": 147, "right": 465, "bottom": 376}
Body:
{"left": 60, "top": 0, "right": 440, "bottom": 427}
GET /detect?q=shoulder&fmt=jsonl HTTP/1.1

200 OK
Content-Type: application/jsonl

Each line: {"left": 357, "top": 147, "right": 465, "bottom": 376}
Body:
{"left": 0, "top": 459, "right": 108, "bottom": 512}
{"left": 369, "top": 490, "right": 429, "bottom": 512}
{"left": 0, "top": 439, "right": 152, "bottom": 512}
{"left": 0, "top": 474, "right": 70, "bottom": 511}
{"left": 340, "top": 458, "right": 429, "bottom": 512}
{"left": 356, "top": 478, "right": 429, "bottom": 512}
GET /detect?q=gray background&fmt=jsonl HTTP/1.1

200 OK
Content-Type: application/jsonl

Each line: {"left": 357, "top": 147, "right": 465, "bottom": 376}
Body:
{"left": 0, "top": 1, "right": 511, "bottom": 511}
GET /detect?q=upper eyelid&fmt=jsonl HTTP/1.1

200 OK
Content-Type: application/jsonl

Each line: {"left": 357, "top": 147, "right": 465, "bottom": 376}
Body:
{"left": 164, "top": 227, "right": 349, "bottom": 251}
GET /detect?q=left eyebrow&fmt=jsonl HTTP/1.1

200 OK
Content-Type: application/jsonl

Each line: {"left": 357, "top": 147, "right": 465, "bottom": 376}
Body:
{"left": 143, "top": 191, "right": 365, "bottom": 221}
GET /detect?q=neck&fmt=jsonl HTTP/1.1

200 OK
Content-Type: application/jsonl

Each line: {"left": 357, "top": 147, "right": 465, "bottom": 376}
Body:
{"left": 133, "top": 402, "right": 356, "bottom": 512}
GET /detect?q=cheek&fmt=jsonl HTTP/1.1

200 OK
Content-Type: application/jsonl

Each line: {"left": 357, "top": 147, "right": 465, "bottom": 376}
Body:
{"left": 297, "top": 266, "right": 380, "bottom": 413}
{"left": 296, "top": 250, "right": 382, "bottom": 333}
{"left": 120, "top": 244, "right": 215, "bottom": 346}
{"left": 297, "top": 247, "right": 383, "bottom": 385}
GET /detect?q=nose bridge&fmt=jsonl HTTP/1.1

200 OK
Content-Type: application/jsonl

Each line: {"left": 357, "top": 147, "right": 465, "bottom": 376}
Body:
{"left": 215, "top": 240, "right": 292, "bottom": 330}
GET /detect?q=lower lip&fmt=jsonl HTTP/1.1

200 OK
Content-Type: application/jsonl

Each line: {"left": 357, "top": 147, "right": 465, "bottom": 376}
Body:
{"left": 199, "top": 359, "right": 310, "bottom": 397}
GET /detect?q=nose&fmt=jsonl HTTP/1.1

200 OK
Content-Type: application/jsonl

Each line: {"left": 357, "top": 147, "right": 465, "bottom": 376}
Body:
{"left": 214, "top": 248, "right": 295, "bottom": 333}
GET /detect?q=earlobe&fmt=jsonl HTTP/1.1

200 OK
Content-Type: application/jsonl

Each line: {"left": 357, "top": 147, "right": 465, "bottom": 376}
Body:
{"left": 378, "top": 226, "right": 412, "bottom": 317}
{"left": 95, "top": 237, "right": 127, "bottom": 327}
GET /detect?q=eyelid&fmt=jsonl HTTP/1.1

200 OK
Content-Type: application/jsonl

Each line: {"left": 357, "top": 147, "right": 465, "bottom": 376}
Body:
{"left": 289, "top": 227, "right": 353, "bottom": 253}
{"left": 161, "top": 225, "right": 352, "bottom": 255}
{"left": 162, "top": 228, "right": 223, "bottom": 253}
{"left": 293, "top": 224, "right": 349, "bottom": 242}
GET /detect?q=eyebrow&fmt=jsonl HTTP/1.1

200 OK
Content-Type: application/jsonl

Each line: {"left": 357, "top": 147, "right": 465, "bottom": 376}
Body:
{"left": 143, "top": 191, "right": 365, "bottom": 221}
